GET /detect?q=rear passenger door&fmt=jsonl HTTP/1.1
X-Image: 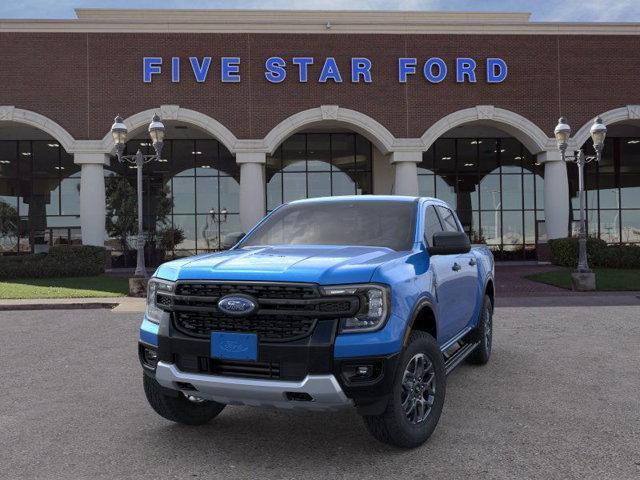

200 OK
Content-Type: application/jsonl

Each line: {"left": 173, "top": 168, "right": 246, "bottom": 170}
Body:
{"left": 433, "top": 205, "right": 479, "bottom": 336}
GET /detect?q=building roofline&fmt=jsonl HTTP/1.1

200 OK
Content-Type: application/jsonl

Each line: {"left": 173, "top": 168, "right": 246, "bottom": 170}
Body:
{"left": 0, "top": 9, "right": 639, "bottom": 35}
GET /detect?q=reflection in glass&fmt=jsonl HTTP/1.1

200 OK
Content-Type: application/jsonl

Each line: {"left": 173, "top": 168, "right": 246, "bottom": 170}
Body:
{"left": 419, "top": 137, "right": 542, "bottom": 259}
{"left": 621, "top": 210, "right": 640, "bottom": 243}
{"left": 599, "top": 210, "right": 620, "bottom": 243}
{"left": 266, "top": 133, "right": 372, "bottom": 210}
{"left": 0, "top": 140, "right": 80, "bottom": 253}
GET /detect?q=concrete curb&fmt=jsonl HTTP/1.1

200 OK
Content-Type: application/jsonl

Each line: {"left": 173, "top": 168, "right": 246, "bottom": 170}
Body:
{"left": 0, "top": 302, "right": 119, "bottom": 311}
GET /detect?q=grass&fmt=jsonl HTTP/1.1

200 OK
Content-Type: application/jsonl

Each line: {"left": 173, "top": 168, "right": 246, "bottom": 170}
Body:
{"left": 0, "top": 276, "right": 129, "bottom": 299}
{"left": 526, "top": 268, "right": 640, "bottom": 291}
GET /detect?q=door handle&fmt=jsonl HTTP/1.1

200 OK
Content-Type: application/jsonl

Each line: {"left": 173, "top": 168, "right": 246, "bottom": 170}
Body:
{"left": 468, "top": 258, "right": 477, "bottom": 266}
{"left": 452, "top": 262, "right": 461, "bottom": 272}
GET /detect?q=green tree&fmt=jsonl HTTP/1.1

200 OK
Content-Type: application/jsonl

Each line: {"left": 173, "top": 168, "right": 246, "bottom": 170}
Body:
{"left": 0, "top": 200, "right": 19, "bottom": 251}
{"left": 105, "top": 176, "right": 173, "bottom": 251}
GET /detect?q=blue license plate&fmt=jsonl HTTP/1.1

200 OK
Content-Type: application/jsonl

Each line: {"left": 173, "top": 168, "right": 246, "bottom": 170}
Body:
{"left": 211, "top": 332, "right": 258, "bottom": 361}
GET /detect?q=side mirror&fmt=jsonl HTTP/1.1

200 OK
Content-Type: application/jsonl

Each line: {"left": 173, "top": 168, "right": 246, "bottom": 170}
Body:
{"left": 428, "top": 231, "right": 471, "bottom": 255}
{"left": 221, "top": 232, "right": 245, "bottom": 250}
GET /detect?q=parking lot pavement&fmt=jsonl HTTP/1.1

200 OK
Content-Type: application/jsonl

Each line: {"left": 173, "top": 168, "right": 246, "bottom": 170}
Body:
{"left": 1, "top": 307, "right": 639, "bottom": 480}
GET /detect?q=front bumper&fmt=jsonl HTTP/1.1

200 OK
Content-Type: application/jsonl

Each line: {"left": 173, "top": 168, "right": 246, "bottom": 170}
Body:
{"left": 155, "top": 361, "right": 352, "bottom": 411}
{"left": 141, "top": 316, "right": 401, "bottom": 415}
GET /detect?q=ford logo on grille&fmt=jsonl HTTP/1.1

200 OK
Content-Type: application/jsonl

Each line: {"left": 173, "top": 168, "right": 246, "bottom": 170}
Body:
{"left": 217, "top": 295, "right": 257, "bottom": 316}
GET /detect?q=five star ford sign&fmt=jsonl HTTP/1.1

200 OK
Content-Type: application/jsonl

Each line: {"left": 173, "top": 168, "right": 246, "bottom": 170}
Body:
{"left": 142, "top": 56, "right": 508, "bottom": 84}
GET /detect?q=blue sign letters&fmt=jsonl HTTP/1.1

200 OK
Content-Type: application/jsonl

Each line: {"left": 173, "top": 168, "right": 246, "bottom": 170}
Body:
{"left": 143, "top": 56, "right": 508, "bottom": 84}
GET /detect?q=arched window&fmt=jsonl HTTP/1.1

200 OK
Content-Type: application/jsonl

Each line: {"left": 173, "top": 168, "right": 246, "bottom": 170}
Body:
{"left": 571, "top": 135, "right": 640, "bottom": 244}
{"left": 266, "top": 133, "right": 373, "bottom": 211}
{"left": 418, "top": 137, "right": 543, "bottom": 260}
{"left": 0, "top": 139, "right": 80, "bottom": 253}
{"left": 106, "top": 137, "right": 239, "bottom": 267}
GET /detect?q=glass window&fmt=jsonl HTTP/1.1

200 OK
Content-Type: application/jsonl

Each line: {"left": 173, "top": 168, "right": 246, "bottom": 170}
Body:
{"left": 266, "top": 172, "right": 282, "bottom": 211}
{"left": 172, "top": 140, "right": 195, "bottom": 176}
{"left": 171, "top": 177, "right": 195, "bottom": 214}
{"left": 0, "top": 141, "right": 18, "bottom": 178}
{"left": 436, "top": 206, "right": 459, "bottom": 232}
{"left": 599, "top": 210, "right": 620, "bottom": 243}
{"left": 307, "top": 134, "right": 331, "bottom": 171}
{"left": 620, "top": 176, "right": 640, "bottom": 208}
{"left": 478, "top": 139, "right": 498, "bottom": 176}
{"left": 332, "top": 171, "right": 356, "bottom": 196}
{"left": 456, "top": 139, "right": 478, "bottom": 172}
{"left": 621, "top": 210, "right": 640, "bottom": 243}
{"left": 283, "top": 173, "right": 307, "bottom": 202}
{"left": 219, "top": 177, "right": 240, "bottom": 213}
{"left": 307, "top": 172, "right": 331, "bottom": 198}
{"left": 435, "top": 139, "right": 455, "bottom": 175}
{"left": 266, "top": 133, "right": 372, "bottom": 210}
{"left": 621, "top": 138, "right": 640, "bottom": 173}
{"left": 501, "top": 175, "right": 523, "bottom": 210}
{"left": 423, "top": 205, "right": 443, "bottom": 246}
{"left": 502, "top": 210, "right": 523, "bottom": 248}
{"left": 196, "top": 177, "right": 219, "bottom": 214}
{"left": 241, "top": 200, "right": 416, "bottom": 251}
{"left": 418, "top": 174, "right": 435, "bottom": 198}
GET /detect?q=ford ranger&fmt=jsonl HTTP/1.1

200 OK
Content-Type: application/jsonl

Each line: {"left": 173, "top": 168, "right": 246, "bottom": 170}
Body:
{"left": 139, "top": 196, "right": 495, "bottom": 448}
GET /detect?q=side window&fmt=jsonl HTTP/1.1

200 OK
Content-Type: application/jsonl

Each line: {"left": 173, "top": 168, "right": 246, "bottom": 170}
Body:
{"left": 423, "top": 205, "right": 444, "bottom": 247}
{"left": 436, "top": 206, "right": 460, "bottom": 232}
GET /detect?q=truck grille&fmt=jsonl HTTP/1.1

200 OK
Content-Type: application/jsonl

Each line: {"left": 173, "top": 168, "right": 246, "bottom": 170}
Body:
{"left": 174, "top": 282, "right": 319, "bottom": 300}
{"left": 158, "top": 281, "right": 360, "bottom": 343}
{"left": 174, "top": 311, "right": 316, "bottom": 342}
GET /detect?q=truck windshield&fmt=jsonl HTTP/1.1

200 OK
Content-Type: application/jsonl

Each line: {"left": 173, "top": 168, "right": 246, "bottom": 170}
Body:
{"left": 239, "top": 200, "right": 416, "bottom": 251}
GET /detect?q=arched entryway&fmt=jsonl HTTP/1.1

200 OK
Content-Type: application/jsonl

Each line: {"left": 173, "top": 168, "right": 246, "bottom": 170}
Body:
{"left": 105, "top": 121, "right": 240, "bottom": 267}
{"left": 570, "top": 107, "right": 640, "bottom": 245}
{"left": 0, "top": 110, "right": 80, "bottom": 254}
{"left": 420, "top": 107, "right": 551, "bottom": 260}
{"left": 262, "top": 106, "right": 394, "bottom": 211}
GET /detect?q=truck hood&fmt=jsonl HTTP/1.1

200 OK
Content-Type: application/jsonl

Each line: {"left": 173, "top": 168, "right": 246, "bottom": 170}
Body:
{"left": 154, "top": 245, "right": 407, "bottom": 284}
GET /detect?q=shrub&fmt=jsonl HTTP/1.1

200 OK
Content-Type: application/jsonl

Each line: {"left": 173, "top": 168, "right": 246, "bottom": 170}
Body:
{"left": 0, "top": 245, "right": 107, "bottom": 280}
{"left": 549, "top": 237, "right": 640, "bottom": 269}
{"left": 597, "top": 245, "right": 640, "bottom": 269}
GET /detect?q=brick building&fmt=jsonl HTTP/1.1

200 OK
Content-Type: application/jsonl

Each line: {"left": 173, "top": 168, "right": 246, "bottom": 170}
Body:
{"left": 0, "top": 9, "right": 639, "bottom": 263}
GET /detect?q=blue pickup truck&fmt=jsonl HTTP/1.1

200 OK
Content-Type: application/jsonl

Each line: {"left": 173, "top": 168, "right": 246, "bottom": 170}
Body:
{"left": 139, "top": 196, "right": 495, "bottom": 448}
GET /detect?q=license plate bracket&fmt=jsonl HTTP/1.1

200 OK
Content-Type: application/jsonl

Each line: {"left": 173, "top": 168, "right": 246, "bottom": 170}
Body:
{"left": 210, "top": 332, "right": 258, "bottom": 361}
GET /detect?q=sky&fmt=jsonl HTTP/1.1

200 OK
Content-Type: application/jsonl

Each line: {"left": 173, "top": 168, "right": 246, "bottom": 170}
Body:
{"left": 0, "top": 0, "right": 639, "bottom": 22}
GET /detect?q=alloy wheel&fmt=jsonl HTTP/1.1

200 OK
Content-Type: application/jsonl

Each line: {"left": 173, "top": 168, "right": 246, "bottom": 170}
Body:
{"left": 400, "top": 353, "right": 436, "bottom": 424}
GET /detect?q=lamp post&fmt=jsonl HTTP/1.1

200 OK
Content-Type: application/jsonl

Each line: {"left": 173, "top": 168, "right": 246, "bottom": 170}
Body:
{"left": 553, "top": 116, "right": 607, "bottom": 289}
{"left": 111, "top": 114, "right": 165, "bottom": 278}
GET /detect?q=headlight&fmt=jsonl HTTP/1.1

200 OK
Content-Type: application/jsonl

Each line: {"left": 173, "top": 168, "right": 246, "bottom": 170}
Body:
{"left": 322, "top": 284, "right": 390, "bottom": 333}
{"left": 146, "top": 278, "right": 174, "bottom": 324}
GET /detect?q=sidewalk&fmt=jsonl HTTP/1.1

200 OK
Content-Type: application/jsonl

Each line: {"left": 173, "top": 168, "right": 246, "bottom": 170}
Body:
{"left": 0, "top": 296, "right": 146, "bottom": 312}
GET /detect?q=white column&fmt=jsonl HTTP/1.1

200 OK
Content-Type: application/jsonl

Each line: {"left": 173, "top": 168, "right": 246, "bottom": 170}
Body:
{"left": 391, "top": 150, "right": 422, "bottom": 196}
{"left": 75, "top": 153, "right": 109, "bottom": 246}
{"left": 538, "top": 151, "right": 569, "bottom": 240}
{"left": 237, "top": 152, "right": 266, "bottom": 233}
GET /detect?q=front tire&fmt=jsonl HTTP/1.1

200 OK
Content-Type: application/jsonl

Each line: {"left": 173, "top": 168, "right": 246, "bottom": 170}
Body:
{"left": 363, "top": 331, "right": 446, "bottom": 448}
{"left": 143, "top": 375, "right": 226, "bottom": 425}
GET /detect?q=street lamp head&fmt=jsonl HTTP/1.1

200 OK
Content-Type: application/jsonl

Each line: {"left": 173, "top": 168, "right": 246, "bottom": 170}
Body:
{"left": 148, "top": 114, "right": 165, "bottom": 157}
{"left": 590, "top": 116, "right": 607, "bottom": 158}
{"left": 111, "top": 115, "right": 128, "bottom": 157}
{"left": 554, "top": 117, "right": 571, "bottom": 155}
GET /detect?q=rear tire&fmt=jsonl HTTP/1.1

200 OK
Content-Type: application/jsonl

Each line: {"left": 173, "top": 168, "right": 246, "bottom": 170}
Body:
{"left": 467, "top": 294, "right": 493, "bottom": 365}
{"left": 143, "top": 375, "right": 225, "bottom": 425}
{"left": 362, "top": 331, "right": 446, "bottom": 448}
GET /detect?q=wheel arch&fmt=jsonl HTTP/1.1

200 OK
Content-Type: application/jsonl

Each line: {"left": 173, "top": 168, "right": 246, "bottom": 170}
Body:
{"left": 484, "top": 277, "right": 495, "bottom": 308}
{"left": 403, "top": 298, "right": 438, "bottom": 346}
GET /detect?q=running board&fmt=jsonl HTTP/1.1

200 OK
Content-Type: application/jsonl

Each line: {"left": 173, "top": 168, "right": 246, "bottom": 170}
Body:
{"left": 444, "top": 342, "right": 480, "bottom": 375}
